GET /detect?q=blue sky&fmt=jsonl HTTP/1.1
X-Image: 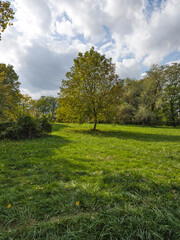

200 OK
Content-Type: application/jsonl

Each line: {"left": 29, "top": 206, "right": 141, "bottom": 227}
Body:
{"left": 0, "top": 0, "right": 180, "bottom": 98}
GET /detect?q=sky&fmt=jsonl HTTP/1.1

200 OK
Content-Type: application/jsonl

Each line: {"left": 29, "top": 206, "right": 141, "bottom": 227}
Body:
{"left": 0, "top": 0, "right": 180, "bottom": 99}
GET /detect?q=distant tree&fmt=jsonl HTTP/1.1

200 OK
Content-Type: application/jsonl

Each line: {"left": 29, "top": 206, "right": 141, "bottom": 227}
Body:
{"left": 116, "top": 78, "right": 142, "bottom": 124}
{"left": 18, "top": 94, "right": 36, "bottom": 116}
{"left": 0, "top": 64, "right": 21, "bottom": 120}
{"left": 163, "top": 63, "right": 180, "bottom": 126}
{"left": 0, "top": 70, "right": 7, "bottom": 117}
{"left": 102, "top": 79, "right": 124, "bottom": 123}
{"left": 137, "top": 64, "right": 165, "bottom": 124}
{"left": 58, "top": 47, "right": 120, "bottom": 130}
{"left": 47, "top": 96, "right": 58, "bottom": 121}
{"left": 0, "top": 1, "right": 14, "bottom": 40}
{"left": 141, "top": 65, "right": 164, "bottom": 110}
{"left": 35, "top": 96, "right": 50, "bottom": 115}
{"left": 35, "top": 96, "right": 58, "bottom": 121}
{"left": 116, "top": 64, "right": 179, "bottom": 126}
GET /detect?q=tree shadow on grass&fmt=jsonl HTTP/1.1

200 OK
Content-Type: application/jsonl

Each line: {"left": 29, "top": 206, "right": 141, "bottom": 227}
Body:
{"left": 3, "top": 156, "right": 180, "bottom": 239}
{"left": 51, "top": 123, "right": 71, "bottom": 132}
{"left": 102, "top": 171, "right": 180, "bottom": 195}
{"left": 1, "top": 131, "right": 180, "bottom": 239}
{"left": 2, "top": 134, "right": 71, "bottom": 172}
{"left": 118, "top": 124, "right": 180, "bottom": 129}
{"left": 74, "top": 129, "right": 180, "bottom": 142}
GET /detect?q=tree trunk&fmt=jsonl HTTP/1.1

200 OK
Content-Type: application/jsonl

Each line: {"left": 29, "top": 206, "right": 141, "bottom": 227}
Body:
{"left": 93, "top": 115, "right": 97, "bottom": 131}
{"left": 170, "top": 100, "right": 176, "bottom": 127}
{"left": 92, "top": 101, "right": 97, "bottom": 131}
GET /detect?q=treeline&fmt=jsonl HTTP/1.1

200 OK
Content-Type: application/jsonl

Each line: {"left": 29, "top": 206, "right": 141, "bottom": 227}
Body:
{"left": 0, "top": 55, "right": 179, "bottom": 129}
{"left": 0, "top": 64, "right": 55, "bottom": 139}
{"left": 0, "top": 63, "right": 58, "bottom": 122}
{"left": 58, "top": 48, "right": 180, "bottom": 128}
{"left": 112, "top": 63, "right": 180, "bottom": 126}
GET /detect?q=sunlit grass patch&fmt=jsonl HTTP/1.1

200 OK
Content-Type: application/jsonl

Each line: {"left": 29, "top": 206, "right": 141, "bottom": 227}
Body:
{"left": 0, "top": 123, "right": 180, "bottom": 239}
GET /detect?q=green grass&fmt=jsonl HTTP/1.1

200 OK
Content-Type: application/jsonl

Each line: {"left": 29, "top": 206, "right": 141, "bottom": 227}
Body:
{"left": 0, "top": 123, "right": 180, "bottom": 240}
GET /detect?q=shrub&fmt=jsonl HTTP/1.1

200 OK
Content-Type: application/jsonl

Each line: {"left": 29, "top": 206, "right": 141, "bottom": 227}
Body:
{"left": 0, "top": 121, "right": 14, "bottom": 133}
{"left": 0, "top": 115, "right": 52, "bottom": 140}
{"left": 16, "top": 115, "right": 37, "bottom": 139}
{"left": 0, "top": 126, "right": 22, "bottom": 139}
{"left": 36, "top": 116, "right": 52, "bottom": 136}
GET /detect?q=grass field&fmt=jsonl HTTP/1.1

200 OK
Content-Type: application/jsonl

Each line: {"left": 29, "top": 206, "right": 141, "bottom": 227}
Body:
{"left": 0, "top": 123, "right": 180, "bottom": 240}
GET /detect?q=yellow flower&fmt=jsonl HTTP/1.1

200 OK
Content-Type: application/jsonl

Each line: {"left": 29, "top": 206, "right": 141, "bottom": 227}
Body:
{"left": 7, "top": 204, "right": 12, "bottom": 208}
{"left": 75, "top": 201, "right": 80, "bottom": 206}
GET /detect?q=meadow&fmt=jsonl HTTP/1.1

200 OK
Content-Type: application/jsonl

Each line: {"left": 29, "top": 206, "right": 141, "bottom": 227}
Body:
{"left": 0, "top": 123, "right": 180, "bottom": 240}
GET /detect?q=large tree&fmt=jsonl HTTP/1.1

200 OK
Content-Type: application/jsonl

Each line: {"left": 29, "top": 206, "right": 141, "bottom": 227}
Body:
{"left": 0, "top": 64, "right": 21, "bottom": 120}
{"left": 58, "top": 47, "right": 120, "bottom": 130}
{"left": 136, "top": 64, "right": 165, "bottom": 124}
{"left": 0, "top": 0, "right": 14, "bottom": 40}
{"left": 143, "top": 64, "right": 165, "bottom": 112}
{"left": 117, "top": 78, "right": 142, "bottom": 124}
{"left": 163, "top": 63, "right": 180, "bottom": 126}
{"left": 18, "top": 94, "right": 36, "bottom": 116}
{"left": 35, "top": 96, "right": 58, "bottom": 121}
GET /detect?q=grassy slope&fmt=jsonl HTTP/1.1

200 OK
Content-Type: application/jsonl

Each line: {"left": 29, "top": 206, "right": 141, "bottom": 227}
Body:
{"left": 0, "top": 123, "right": 180, "bottom": 240}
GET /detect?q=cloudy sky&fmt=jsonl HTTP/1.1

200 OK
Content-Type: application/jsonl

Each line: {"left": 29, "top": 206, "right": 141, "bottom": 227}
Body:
{"left": 0, "top": 0, "right": 180, "bottom": 98}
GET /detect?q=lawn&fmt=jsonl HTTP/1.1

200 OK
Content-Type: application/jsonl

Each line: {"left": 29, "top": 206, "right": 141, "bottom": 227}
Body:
{"left": 0, "top": 123, "right": 180, "bottom": 240}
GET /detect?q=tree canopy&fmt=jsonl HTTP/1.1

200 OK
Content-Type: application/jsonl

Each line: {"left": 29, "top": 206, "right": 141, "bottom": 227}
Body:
{"left": 0, "top": 64, "right": 21, "bottom": 120}
{"left": 35, "top": 96, "right": 58, "bottom": 121}
{"left": 114, "top": 63, "right": 180, "bottom": 126}
{"left": 0, "top": 50, "right": 179, "bottom": 127}
{"left": 58, "top": 47, "right": 120, "bottom": 130}
{"left": 0, "top": 0, "right": 14, "bottom": 40}
{"left": 163, "top": 63, "right": 180, "bottom": 126}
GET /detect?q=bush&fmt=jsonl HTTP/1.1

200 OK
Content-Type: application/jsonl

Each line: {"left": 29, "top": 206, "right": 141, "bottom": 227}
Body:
{"left": 36, "top": 116, "right": 52, "bottom": 136}
{"left": 16, "top": 115, "right": 37, "bottom": 139}
{"left": 0, "top": 121, "right": 14, "bottom": 133}
{"left": 0, "top": 115, "right": 52, "bottom": 140}
{"left": 0, "top": 126, "right": 22, "bottom": 139}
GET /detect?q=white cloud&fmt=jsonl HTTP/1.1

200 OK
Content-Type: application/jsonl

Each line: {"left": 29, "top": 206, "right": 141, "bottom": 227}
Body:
{"left": 116, "top": 59, "right": 140, "bottom": 80}
{"left": 13, "top": 0, "right": 51, "bottom": 43}
{"left": 49, "top": 0, "right": 107, "bottom": 42}
{"left": 20, "top": 88, "right": 58, "bottom": 99}
{"left": 0, "top": 0, "right": 180, "bottom": 98}
{"left": 55, "top": 17, "right": 74, "bottom": 37}
{"left": 130, "top": 0, "right": 180, "bottom": 66}
{"left": 140, "top": 72, "right": 147, "bottom": 79}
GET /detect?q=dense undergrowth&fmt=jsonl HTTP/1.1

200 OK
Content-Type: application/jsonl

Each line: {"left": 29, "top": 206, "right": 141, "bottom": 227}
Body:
{"left": 0, "top": 115, "right": 52, "bottom": 140}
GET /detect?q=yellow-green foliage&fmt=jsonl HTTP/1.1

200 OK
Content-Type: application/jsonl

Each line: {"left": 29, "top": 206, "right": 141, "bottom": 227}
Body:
{"left": 58, "top": 47, "right": 121, "bottom": 130}
{"left": 0, "top": 0, "right": 14, "bottom": 40}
